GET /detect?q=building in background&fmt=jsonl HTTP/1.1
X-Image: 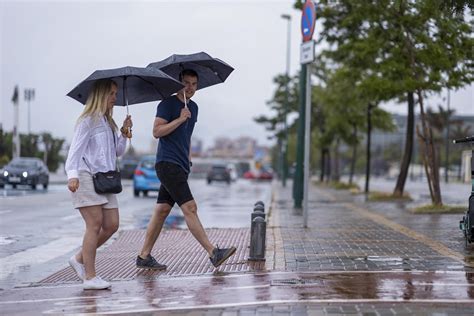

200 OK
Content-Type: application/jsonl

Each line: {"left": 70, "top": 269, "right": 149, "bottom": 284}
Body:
{"left": 207, "top": 136, "right": 257, "bottom": 159}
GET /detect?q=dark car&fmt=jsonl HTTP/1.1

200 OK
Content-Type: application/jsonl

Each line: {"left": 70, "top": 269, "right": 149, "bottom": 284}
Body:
{"left": 206, "top": 164, "right": 231, "bottom": 184}
{"left": 0, "top": 157, "right": 49, "bottom": 189}
{"left": 119, "top": 158, "right": 139, "bottom": 179}
{"left": 133, "top": 155, "right": 160, "bottom": 197}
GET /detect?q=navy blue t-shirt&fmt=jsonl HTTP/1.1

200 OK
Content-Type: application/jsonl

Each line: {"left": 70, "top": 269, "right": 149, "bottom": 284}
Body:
{"left": 155, "top": 95, "right": 198, "bottom": 173}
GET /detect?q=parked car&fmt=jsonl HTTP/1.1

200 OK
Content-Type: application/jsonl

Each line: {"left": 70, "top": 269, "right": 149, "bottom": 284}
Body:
{"left": 133, "top": 155, "right": 160, "bottom": 197}
{"left": 243, "top": 170, "right": 256, "bottom": 179}
{"left": 119, "top": 158, "right": 139, "bottom": 179}
{"left": 0, "top": 157, "right": 49, "bottom": 189}
{"left": 243, "top": 168, "right": 274, "bottom": 181}
{"left": 207, "top": 164, "right": 231, "bottom": 184}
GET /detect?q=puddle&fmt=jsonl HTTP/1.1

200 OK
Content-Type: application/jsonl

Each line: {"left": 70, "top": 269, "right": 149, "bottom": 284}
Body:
{"left": 0, "top": 236, "right": 15, "bottom": 245}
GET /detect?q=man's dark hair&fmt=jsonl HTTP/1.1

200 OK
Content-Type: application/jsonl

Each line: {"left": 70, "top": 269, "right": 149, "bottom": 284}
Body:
{"left": 179, "top": 69, "right": 199, "bottom": 81}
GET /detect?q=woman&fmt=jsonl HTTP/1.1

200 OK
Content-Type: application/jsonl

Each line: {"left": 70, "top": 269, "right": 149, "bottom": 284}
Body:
{"left": 65, "top": 79, "right": 132, "bottom": 290}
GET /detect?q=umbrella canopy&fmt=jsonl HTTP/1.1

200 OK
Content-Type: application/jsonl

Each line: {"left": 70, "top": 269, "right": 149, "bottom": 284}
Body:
{"left": 147, "top": 52, "right": 234, "bottom": 90}
{"left": 67, "top": 66, "right": 184, "bottom": 106}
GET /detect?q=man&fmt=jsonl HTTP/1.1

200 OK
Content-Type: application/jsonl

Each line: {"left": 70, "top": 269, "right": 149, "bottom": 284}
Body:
{"left": 136, "top": 69, "right": 236, "bottom": 270}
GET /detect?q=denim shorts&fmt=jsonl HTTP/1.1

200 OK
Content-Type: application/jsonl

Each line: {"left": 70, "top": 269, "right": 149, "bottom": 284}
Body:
{"left": 155, "top": 161, "right": 193, "bottom": 207}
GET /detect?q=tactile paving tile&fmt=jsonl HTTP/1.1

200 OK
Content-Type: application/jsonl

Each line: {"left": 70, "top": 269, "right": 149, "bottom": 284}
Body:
{"left": 37, "top": 228, "right": 265, "bottom": 285}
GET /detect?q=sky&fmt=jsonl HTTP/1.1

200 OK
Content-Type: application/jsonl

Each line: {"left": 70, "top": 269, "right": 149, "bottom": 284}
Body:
{"left": 1, "top": 0, "right": 472, "bottom": 154}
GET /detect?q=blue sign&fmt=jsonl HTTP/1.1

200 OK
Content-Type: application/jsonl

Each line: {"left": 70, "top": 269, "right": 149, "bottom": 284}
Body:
{"left": 301, "top": 0, "right": 316, "bottom": 42}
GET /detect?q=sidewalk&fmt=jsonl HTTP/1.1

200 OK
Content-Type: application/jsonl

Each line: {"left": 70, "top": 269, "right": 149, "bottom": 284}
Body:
{"left": 1, "top": 180, "right": 474, "bottom": 315}
{"left": 273, "top": 181, "right": 472, "bottom": 272}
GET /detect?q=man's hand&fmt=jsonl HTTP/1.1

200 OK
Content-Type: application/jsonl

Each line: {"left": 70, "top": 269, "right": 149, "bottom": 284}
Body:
{"left": 179, "top": 107, "right": 191, "bottom": 122}
{"left": 68, "top": 178, "right": 79, "bottom": 192}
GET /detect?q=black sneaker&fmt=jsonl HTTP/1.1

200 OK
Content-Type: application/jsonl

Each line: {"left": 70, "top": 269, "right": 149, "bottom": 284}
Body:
{"left": 136, "top": 254, "right": 167, "bottom": 270}
{"left": 209, "top": 246, "right": 237, "bottom": 268}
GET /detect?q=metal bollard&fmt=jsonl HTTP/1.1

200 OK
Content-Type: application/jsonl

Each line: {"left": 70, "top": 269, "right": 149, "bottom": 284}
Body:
{"left": 248, "top": 216, "right": 266, "bottom": 261}
{"left": 254, "top": 201, "right": 265, "bottom": 208}
{"left": 251, "top": 204, "right": 266, "bottom": 238}
{"left": 252, "top": 204, "right": 266, "bottom": 220}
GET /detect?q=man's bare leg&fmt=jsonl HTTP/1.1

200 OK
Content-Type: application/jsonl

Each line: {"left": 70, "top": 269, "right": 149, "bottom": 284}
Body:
{"left": 180, "top": 199, "right": 214, "bottom": 256}
{"left": 139, "top": 203, "right": 172, "bottom": 258}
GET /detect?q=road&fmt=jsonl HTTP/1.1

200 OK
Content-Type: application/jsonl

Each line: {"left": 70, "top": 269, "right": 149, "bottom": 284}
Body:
{"left": 0, "top": 179, "right": 272, "bottom": 290}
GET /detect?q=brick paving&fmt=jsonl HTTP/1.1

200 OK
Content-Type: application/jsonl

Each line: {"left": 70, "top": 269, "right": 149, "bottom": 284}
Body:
{"left": 273, "top": 183, "right": 471, "bottom": 272}
{"left": 160, "top": 303, "right": 474, "bottom": 316}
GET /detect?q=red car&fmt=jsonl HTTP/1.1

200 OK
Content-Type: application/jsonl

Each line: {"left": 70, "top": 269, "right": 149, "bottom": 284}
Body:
{"left": 243, "top": 171, "right": 256, "bottom": 179}
{"left": 243, "top": 169, "right": 273, "bottom": 180}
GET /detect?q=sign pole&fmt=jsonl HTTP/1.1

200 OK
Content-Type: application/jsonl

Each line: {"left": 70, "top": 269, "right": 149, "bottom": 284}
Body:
{"left": 303, "top": 63, "right": 311, "bottom": 228}
{"left": 299, "top": 0, "right": 316, "bottom": 227}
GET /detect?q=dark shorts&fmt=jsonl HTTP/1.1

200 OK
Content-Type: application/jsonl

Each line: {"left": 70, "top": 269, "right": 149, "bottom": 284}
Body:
{"left": 155, "top": 161, "right": 194, "bottom": 207}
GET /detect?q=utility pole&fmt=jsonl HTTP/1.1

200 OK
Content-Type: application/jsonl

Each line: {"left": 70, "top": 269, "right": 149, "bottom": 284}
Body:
{"left": 24, "top": 88, "right": 35, "bottom": 135}
{"left": 293, "top": 66, "right": 306, "bottom": 209}
{"left": 365, "top": 103, "right": 374, "bottom": 195}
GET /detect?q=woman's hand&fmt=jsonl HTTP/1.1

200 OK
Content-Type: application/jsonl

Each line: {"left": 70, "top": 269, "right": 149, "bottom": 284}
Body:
{"left": 68, "top": 178, "right": 79, "bottom": 192}
{"left": 121, "top": 115, "right": 133, "bottom": 138}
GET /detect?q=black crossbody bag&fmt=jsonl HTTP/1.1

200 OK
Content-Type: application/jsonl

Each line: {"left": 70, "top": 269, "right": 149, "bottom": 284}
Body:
{"left": 83, "top": 124, "right": 122, "bottom": 194}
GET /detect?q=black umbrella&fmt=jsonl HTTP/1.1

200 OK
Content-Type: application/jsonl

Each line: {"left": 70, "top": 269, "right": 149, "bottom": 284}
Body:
{"left": 147, "top": 52, "right": 234, "bottom": 91}
{"left": 67, "top": 66, "right": 184, "bottom": 107}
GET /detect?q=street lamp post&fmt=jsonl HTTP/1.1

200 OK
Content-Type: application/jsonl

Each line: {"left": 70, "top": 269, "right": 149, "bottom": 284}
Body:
{"left": 24, "top": 88, "right": 35, "bottom": 135}
{"left": 281, "top": 14, "right": 291, "bottom": 188}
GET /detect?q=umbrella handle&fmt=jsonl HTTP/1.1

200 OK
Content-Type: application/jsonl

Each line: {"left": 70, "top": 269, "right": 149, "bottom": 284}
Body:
{"left": 123, "top": 76, "right": 131, "bottom": 129}
{"left": 123, "top": 76, "right": 132, "bottom": 145}
{"left": 184, "top": 91, "right": 188, "bottom": 109}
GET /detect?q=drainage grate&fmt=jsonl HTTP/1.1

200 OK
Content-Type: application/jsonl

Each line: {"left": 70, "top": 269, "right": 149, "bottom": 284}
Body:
{"left": 36, "top": 228, "right": 257, "bottom": 285}
{"left": 271, "top": 278, "right": 323, "bottom": 286}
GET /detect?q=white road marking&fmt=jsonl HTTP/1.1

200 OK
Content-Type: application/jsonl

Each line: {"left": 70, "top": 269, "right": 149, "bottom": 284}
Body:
{"left": 0, "top": 296, "right": 101, "bottom": 304}
{"left": 415, "top": 283, "right": 474, "bottom": 286}
{"left": 223, "top": 285, "right": 271, "bottom": 290}
{"left": 41, "top": 299, "right": 474, "bottom": 315}
{"left": 0, "top": 237, "right": 82, "bottom": 279}
{"left": 0, "top": 209, "right": 12, "bottom": 215}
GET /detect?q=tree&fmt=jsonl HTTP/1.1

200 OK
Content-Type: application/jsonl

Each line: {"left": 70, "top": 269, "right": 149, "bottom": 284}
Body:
{"left": 0, "top": 129, "right": 65, "bottom": 171}
{"left": 0, "top": 128, "right": 12, "bottom": 167}
{"left": 41, "top": 132, "right": 65, "bottom": 172}
{"left": 313, "top": 0, "right": 473, "bottom": 205}
{"left": 255, "top": 74, "right": 300, "bottom": 170}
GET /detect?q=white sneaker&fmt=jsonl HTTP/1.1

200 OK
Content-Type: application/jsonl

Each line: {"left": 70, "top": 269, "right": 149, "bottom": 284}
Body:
{"left": 83, "top": 276, "right": 111, "bottom": 290}
{"left": 68, "top": 255, "right": 85, "bottom": 281}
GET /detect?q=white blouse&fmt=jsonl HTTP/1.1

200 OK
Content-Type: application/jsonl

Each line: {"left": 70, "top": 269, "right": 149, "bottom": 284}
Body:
{"left": 65, "top": 115, "right": 127, "bottom": 180}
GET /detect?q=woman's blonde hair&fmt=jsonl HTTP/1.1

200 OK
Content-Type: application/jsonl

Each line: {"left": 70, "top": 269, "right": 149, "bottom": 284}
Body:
{"left": 78, "top": 79, "right": 118, "bottom": 130}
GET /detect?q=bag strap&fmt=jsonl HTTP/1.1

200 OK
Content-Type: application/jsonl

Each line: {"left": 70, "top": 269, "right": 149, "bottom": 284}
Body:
{"left": 82, "top": 157, "right": 93, "bottom": 173}
{"left": 106, "top": 119, "right": 120, "bottom": 172}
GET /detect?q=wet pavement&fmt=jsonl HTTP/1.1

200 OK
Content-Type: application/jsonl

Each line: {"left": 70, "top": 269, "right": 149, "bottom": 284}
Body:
{"left": 274, "top": 185, "right": 472, "bottom": 272}
{"left": 2, "top": 271, "right": 474, "bottom": 314}
{"left": 1, "top": 178, "right": 474, "bottom": 315}
{"left": 0, "top": 179, "right": 271, "bottom": 286}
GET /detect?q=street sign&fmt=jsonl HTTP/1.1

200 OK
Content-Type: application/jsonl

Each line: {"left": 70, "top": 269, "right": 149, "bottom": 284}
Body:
{"left": 300, "top": 40, "right": 315, "bottom": 64}
{"left": 301, "top": 0, "right": 316, "bottom": 42}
